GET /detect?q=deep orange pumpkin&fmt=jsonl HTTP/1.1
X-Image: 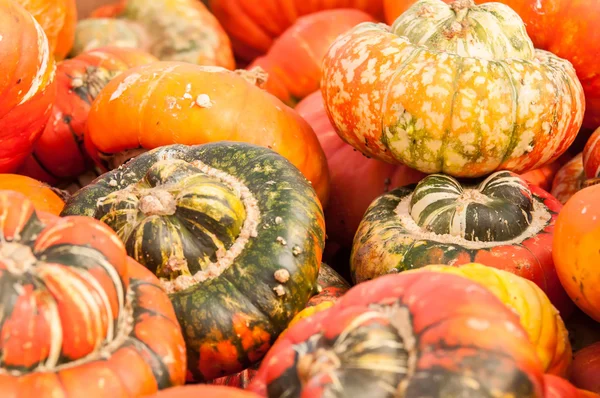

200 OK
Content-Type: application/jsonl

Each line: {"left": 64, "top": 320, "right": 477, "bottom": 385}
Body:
{"left": 383, "top": 0, "right": 600, "bottom": 129}
{"left": 248, "top": 9, "right": 375, "bottom": 106}
{"left": 296, "top": 90, "right": 424, "bottom": 247}
{"left": 85, "top": 61, "right": 330, "bottom": 205}
{"left": 0, "top": 174, "right": 65, "bottom": 214}
{"left": 17, "top": 46, "right": 157, "bottom": 186}
{"left": 0, "top": 0, "right": 57, "bottom": 173}
{"left": 207, "top": 0, "right": 384, "bottom": 62}
{"left": 571, "top": 342, "right": 600, "bottom": 394}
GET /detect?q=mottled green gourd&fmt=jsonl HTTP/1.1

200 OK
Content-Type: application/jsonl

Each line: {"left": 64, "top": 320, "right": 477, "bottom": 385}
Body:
{"left": 61, "top": 142, "right": 325, "bottom": 382}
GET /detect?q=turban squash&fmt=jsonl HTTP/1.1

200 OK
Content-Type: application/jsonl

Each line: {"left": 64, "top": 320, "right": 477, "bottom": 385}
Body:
{"left": 0, "top": 0, "right": 57, "bottom": 173}
{"left": 322, "top": 0, "right": 585, "bottom": 177}
{"left": 0, "top": 191, "right": 186, "bottom": 396}
{"left": 248, "top": 271, "right": 545, "bottom": 397}
{"left": 351, "top": 170, "right": 573, "bottom": 316}
{"left": 61, "top": 142, "right": 326, "bottom": 382}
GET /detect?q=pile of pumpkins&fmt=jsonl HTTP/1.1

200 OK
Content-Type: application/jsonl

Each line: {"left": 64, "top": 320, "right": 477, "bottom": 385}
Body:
{"left": 1, "top": 0, "right": 600, "bottom": 396}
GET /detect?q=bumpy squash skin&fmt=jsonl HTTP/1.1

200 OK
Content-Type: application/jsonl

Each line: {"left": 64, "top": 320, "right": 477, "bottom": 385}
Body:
{"left": 70, "top": 18, "right": 150, "bottom": 57}
{"left": 0, "top": 191, "right": 186, "bottom": 396}
{"left": 0, "top": 0, "right": 57, "bottom": 173}
{"left": 248, "top": 271, "right": 545, "bottom": 397}
{"left": 322, "top": 0, "right": 585, "bottom": 177}
{"left": 61, "top": 142, "right": 325, "bottom": 382}
{"left": 352, "top": 171, "right": 573, "bottom": 316}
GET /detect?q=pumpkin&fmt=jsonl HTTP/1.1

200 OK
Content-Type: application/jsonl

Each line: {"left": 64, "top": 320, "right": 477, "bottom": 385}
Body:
{"left": 521, "top": 154, "right": 574, "bottom": 193}
{"left": 0, "top": 190, "right": 187, "bottom": 396}
{"left": 0, "top": 0, "right": 57, "bottom": 173}
{"left": 70, "top": 18, "right": 150, "bottom": 57}
{"left": 0, "top": 174, "right": 65, "bottom": 214}
{"left": 148, "top": 385, "right": 261, "bottom": 398}
{"left": 383, "top": 0, "right": 600, "bottom": 130}
{"left": 410, "top": 263, "right": 572, "bottom": 376}
{"left": 84, "top": 61, "right": 330, "bottom": 205}
{"left": 18, "top": 0, "right": 77, "bottom": 60}
{"left": 352, "top": 170, "right": 573, "bottom": 316}
{"left": 16, "top": 46, "right": 157, "bottom": 186}
{"left": 296, "top": 90, "right": 424, "bottom": 248}
{"left": 248, "top": 271, "right": 545, "bottom": 397}
{"left": 205, "top": 0, "right": 384, "bottom": 63}
{"left": 85, "top": 0, "right": 234, "bottom": 68}
{"left": 248, "top": 9, "right": 375, "bottom": 106}
{"left": 553, "top": 184, "right": 600, "bottom": 321}
{"left": 551, "top": 153, "right": 586, "bottom": 205}
{"left": 583, "top": 127, "right": 600, "bottom": 181}
{"left": 571, "top": 342, "right": 600, "bottom": 394}
{"left": 322, "top": 0, "right": 585, "bottom": 177}
{"left": 543, "top": 375, "right": 600, "bottom": 398}
{"left": 61, "top": 142, "right": 326, "bottom": 382}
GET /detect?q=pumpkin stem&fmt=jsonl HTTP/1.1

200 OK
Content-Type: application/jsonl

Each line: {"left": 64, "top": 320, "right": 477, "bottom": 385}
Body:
{"left": 450, "top": 0, "right": 475, "bottom": 12}
{"left": 583, "top": 177, "right": 600, "bottom": 189}
{"left": 138, "top": 190, "right": 177, "bottom": 216}
{"left": 0, "top": 243, "right": 37, "bottom": 274}
{"left": 235, "top": 67, "right": 269, "bottom": 89}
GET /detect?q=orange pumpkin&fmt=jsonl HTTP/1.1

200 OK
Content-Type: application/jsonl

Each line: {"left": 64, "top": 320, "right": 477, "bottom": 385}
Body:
{"left": 571, "top": 342, "right": 600, "bottom": 394}
{"left": 148, "top": 385, "right": 261, "bottom": 398}
{"left": 544, "top": 375, "right": 600, "bottom": 398}
{"left": 85, "top": 61, "right": 330, "bottom": 205}
{"left": 383, "top": 0, "right": 600, "bottom": 129}
{"left": 551, "top": 153, "right": 586, "bottom": 204}
{"left": 296, "top": 90, "right": 424, "bottom": 247}
{"left": 18, "top": 0, "right": 77, "bottom": 60}
{"left": 0, "top": 0, "right": 57, "bottom": 173}
{"left": 583, "top": 127, "right": 600, "bottom": 181}
{"left": 553, "top": 184, "right": 600, "bottom": 321}
{"left": 0, "top": 174, "right": 65, "bottom": 214}
{"left": 248, "top": 9, "right": 375, "bottom": 106}
{"left": 206, "top": 0, "right": 384, "bottom": 62}
{"left": 17, "top": 46, "right": 158, "bottom": 186}
{"left": 521, "top": 153, "right": 574, "bottom": 192}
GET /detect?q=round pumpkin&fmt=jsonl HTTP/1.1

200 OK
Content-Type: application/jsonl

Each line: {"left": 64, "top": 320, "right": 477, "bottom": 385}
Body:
{"left": 571, "top": 342, "right": 600, "bottom": 394}
{"left": 0, "top": 190, "right": 187, "bottom": 396}
{"left": 551, "top": 153, "right": 586, "bottom": 205}
{"left": 583, "top": 127, "right": 600, "bottom": 180}
{"left": 206, "top": 0, "right": 384, "bottom": 63}
{"left": 18, "top": 0, "right": 77, "bottom": 60}
{"left": 383, "top": 0, "right": 600, "bottom": 130}
{"left": 544, "top": 375, "right": 600, "bottom": 398}
{"left": 0, "top": 0, "right": 57, "bottom": 173}
{"left": 352, "top": 170, "right": 573, "bottom": 316}
{"left": 70, "top": 18, "right": 150, "bottom": 57}
{"left": 61, "top": 142, "right": 326, "bottom": 382}
{"left": 296, "top": 90, "right": 424, "bottom": 248}
{"left": 16, "top": 46, "right": 157, "bottom": 186}
{"left": 248, "top": 271, "right": 545, "bottom": 397}
{"left": 322, "top": 0, "right": 585, "bottom": 177}
{"left": 84, "top": 61, "right": 330, "bottom": 205}
{"left": 248, "top": 9, "right": 376, "bottom": 106}
{"left": 521, "top": 154, "right": 574, "bottom": 193}
{"left": 410, "top": 263, "right": 572, "bottom": 376}
{"left": 553, "top": 184, "right": 600, "bottom": 321}
{"left": 0, "top": 174, "right": 65, "bottom": 214}
{"left": 85, "top": 0, "right": 234, "bottom": 68}
{"left": 149, "top": 385, "right": 261, "bottom": 398}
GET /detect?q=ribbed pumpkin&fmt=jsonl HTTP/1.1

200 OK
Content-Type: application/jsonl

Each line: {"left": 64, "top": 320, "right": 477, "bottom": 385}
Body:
{"left": 0, "top": 174, "right": 65, "bottom": 214}
{"left": 583, "top": 127, "right": 600, "bottom": 181}
{"left": 17, "top": 0, "right": 77, "bottom": 60}
{"left": 70, "top": 18, "right": 150, "bottom": 57}
{"left": 61, "top": 142, "right": 326, "bottom": 382}
{"left": 544, "top": 375, "right": 600, "bottom": 398}
{"left": 352, "top": 170, "right": 573, "bottom": 316}
{"left": 571, "top": 342, "right": 600, "bottom": 394}
{"left": 206, "top": 0, "right": 384, "bottom": 63}
{"left": 296, "top": 90, "right": 424, "bottom": 248}
{"left": 553, "top": 184, "right": 600, "bottom": 322}
{"left": 384, "top": 0, "right": 600, "bottom": 130}
{"left": 0, "top": 0, "right": 57, "bottom": 173}
{"left": 322, "top": 0, "right": 585, "bottom": 177}
{"left": 410, "top": 263, "right": 572, "bottom": 376}
{"left": 149, "top": 385, "right": 261, "bottom": 398}
{"left": 83, "top": 0, "right": 234, "bottom": 68}
{"left": 0, "top": 190, "right": 187, "bottom": 396}
{"left": 248, "top": 9, "right": 375, "bottom": 106}
{"left": 248, "top": 271, "right": 545, "bottom": 397}
{"left": 84, "top": 61, "right": 330, "bottom": 205}
{"left": 16, "top": 46, "right": 157, "bottom": 186}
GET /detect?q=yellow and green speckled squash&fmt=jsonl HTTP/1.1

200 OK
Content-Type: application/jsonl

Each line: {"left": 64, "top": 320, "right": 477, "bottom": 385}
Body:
{"left": 321, "top": 0, "right": 585, "bottom": 177}
{"left": 61, "top": 142, "right": 326, "bottom": 382}
{"left": 70, "top": 18, "right": 150, "bottom": 57}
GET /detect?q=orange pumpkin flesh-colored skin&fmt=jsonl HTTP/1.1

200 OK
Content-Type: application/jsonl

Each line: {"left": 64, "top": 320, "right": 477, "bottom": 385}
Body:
{"left": 0, "top": 174, "right": 64, "bottom": 214}
{"left": 148, "top": 385, "right": 261, "bottom": 398}
{"left": 207, "top": 0, "right": 384, "bottom": 63}
{"left": 571, "top": 342, "right": 600, "bottom": 394}
{"left": 543, "top": 375, "right": 600, "bottom": 398}
{"left": 0, "top": 0, "right": 57, "bottom": 173}
{"left": 86, "top": 61, "right": 330, "bottom": 206}
{"left": 296, "top": 90, "right": 425, "bottom": 248}
{"left": 249, "top": 271, "right": 545, "bottom": 397}
{"left": 521, "top": 153, "right": 573, "bottom": 193}
{"left": 17, "top": 46, "right": 158, "bottom": 185}
{"left": 248, "top": 9, "right": 375, "bottom": 106}
{"left": 553, "top": 184, "right": 600, "bottom": 321}
{"left": 0, "top": 191, "right": 187, "bottom": 397}
{"left": 409, "top": 263, "right": 572, "bottom": 377}
{"left": 383, "top": 0, "right": 600, "bottom": 129}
